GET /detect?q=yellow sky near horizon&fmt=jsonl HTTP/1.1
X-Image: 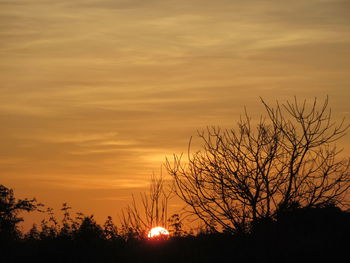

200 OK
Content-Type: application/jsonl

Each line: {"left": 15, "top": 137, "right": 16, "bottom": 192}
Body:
{"left": 1, "top": 0, "right": 350, "bottom": 229}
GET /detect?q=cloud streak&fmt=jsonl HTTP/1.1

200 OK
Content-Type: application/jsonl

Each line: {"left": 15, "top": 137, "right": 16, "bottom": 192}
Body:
{"left": 1, "top": 0, "right": 349, "bottom": 221}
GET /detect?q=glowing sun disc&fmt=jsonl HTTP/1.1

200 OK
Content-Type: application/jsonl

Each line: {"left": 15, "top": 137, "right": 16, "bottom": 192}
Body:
{"left": 147, "top": 227, "right": 169, "bottom": 238}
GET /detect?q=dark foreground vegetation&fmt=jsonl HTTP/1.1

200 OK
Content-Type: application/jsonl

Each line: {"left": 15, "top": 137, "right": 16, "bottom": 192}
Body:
{"left": 1, "top": 185, "right": 350, "bottom": 263}
{"left": 2, "top": 97, "right": 350, "bottom": 262}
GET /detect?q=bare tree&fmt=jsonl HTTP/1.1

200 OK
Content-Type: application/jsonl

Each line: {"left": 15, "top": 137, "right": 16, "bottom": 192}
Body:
{"left": 120, "top": 173, "right": 173, "bottom": 239}
{"left": 165, "top": 97, "right": 350, "bottom": 233}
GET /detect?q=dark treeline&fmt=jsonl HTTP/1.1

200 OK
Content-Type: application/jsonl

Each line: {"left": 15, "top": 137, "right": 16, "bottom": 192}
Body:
{"left": 1, "top": 184, "right": 350, "bottom": 263}
{"left": 2, "top": 98, "right": 350, "bottom": 262}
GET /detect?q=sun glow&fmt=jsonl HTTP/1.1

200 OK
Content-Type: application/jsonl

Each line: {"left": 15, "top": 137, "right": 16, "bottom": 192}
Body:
{"left": 147, "top": 227, "right": 169, "bottom": 238}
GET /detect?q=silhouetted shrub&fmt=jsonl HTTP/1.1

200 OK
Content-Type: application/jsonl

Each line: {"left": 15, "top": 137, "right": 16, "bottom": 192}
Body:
{"left": 0, "top": 184, "right": 37, "bottom": 243}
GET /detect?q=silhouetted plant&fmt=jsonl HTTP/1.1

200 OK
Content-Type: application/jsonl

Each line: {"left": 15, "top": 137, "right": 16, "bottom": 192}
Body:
{"left": 166, "top": 97, "right": 350, "bottom": 233}
{"left": 1, "top": 188, "right": 348, "bottom": 263}
{"left": 0, "top": 184, "right": 38, "bottom": 242}
{"left": 25, "top": 223, "right": 40, "bottom": 240}
{"left": 36, "top": 207, "right": 60, "bottom": 240}
{"left": 120, "top": 226, "right": 139, "bottom": 241}
{"left": 75, "top": 215, "right": 104, "bottom": 241}
{"left": 39, "top": 219, "right": 57, "bottom": 240}
{"left": 168, "top": 214, "right": 184, "bottom": 237}
{"left": 200, "top": 218, "right": 218, "bottom": 235}
{"left": 58, "top": 203, "right": 84, "bottom": 239}
{"left": 121, "top": 173, "right": 173, "bottom": 239}
{"left": 103, "top": 216, "right": 119, "bottom": 240}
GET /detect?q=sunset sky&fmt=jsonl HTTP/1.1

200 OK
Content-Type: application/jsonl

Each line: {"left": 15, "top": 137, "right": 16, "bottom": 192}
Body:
{"left": 1, "top": 0, "right": 350, "bottom": 228}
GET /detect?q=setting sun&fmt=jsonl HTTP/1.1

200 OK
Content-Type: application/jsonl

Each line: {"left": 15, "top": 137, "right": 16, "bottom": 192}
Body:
{"left": 147, "top": 227, "right": 170, "bottom": 238}
{"left": 1, "top": 0, "right": 350, "bottom": 262}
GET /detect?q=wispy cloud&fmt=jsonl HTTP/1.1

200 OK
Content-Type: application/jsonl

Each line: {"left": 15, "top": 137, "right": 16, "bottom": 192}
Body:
{"left": 1, "top": 0, "right": 349, "bottom": 215}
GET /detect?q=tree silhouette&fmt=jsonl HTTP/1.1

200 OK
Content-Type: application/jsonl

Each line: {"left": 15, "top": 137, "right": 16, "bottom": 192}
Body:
{"left": 0, "top": 184, "right": 38, "bottom": 242}
{"left": 103, "top": 216, "right": 119, "bottom": 240}
{"left": 75, "top": 215, "right": 104, "bottom": 241}
{"left": 39, "top": 207, "right": 59, "bottom": 240}
{"left": 120, "top": 173, "right": 173, "bottom": 238}
{"left": 167, "top": 214, "right": 184, "bottom": 237}
{"left": 1, "top": 181, "right": 349, "bottom": 263}
{"left": 166, "top": 97, "right": 350, "bottom": 233}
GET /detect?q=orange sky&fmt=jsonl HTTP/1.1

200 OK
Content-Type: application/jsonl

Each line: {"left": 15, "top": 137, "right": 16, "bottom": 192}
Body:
{"left": 1, "top": 0, "right": 350, "bottom": 230}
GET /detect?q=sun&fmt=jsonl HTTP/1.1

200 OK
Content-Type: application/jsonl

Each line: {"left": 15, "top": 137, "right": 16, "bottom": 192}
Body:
{"left": 147, "top": 226, "right": 169, "bottom": 239}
